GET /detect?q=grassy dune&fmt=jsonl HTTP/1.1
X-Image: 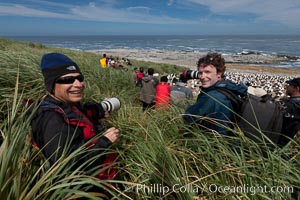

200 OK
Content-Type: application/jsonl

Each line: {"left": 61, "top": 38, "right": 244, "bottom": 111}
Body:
{"left": 0, "top": 38, "right": 299, "bottom": 200}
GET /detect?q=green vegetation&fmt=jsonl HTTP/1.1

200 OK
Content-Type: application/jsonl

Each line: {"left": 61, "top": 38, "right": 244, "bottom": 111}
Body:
{"left": 0, "top": 38, "right": 299, "bottom": 199}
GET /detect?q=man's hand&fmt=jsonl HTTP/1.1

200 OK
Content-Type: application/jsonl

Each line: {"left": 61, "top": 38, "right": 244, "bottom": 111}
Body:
{"left": 103, "top": 127, "right": 119, "bottom": 143}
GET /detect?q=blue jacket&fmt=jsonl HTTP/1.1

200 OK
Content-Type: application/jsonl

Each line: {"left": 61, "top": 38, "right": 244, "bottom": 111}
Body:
{"left": 183, "top": 79, "right": 247, "bottom": 135}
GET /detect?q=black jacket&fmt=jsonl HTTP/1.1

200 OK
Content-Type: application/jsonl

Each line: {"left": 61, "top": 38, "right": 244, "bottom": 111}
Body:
{"left": 30, "top": 95, "right": 112, "bottom": 169}
{"left": 279, "top": 96, "right": 300, "bottom": 147}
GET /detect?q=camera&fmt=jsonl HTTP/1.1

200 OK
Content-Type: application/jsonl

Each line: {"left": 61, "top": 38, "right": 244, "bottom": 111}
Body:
{"left": 101, "top": 97, "right": 121, "bottom": 112}
{"left": 180, "top": 69, "right": 199, "bottom": 83}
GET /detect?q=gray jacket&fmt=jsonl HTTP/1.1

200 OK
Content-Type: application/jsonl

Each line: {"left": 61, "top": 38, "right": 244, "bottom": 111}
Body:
{"left": 139, "top": 75, "right": 159, "bottom": 104}
{"left": 170, "top": 82, "right": 193, "bottom": 107}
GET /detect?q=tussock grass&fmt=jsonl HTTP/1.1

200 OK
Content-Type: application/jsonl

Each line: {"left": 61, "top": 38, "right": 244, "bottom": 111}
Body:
{"left": 0, "top": 38, "right": 299, "bottom": 199}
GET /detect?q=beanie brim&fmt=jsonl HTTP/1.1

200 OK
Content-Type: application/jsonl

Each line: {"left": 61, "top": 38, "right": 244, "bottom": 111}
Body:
{"left": 42, "top": 63, "right": 81, "bottom": 93}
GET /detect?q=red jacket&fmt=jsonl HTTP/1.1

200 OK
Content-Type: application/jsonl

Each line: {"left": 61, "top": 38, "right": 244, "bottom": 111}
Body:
{"left": 156, "top": 82, "right": 171, "bottom": 109}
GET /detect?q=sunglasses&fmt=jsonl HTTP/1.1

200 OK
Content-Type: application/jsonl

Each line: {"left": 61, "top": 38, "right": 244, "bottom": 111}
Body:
{"left": 55, "top": 74, "right": 84, "bottom": 84}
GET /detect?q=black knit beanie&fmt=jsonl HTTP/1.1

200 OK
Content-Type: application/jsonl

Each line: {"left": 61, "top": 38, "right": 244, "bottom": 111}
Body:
{"left": 41, "top": 53, "right": 82, "bottom": 93}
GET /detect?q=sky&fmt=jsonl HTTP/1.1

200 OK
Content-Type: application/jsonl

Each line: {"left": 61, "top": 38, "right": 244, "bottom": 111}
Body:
{"left": 0, "top": 0, "right": 300, "bottom": 36}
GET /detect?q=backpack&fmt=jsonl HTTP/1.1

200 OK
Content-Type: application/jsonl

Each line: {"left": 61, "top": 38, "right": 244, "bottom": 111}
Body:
{"left": 136, "top": 72, "right": 144, "bottom": 87}
{"left": 170, "top": 90, "right": 188, "bottom": 107}
{"left": 217, "top": 89, "right": 284, "bottom": 148}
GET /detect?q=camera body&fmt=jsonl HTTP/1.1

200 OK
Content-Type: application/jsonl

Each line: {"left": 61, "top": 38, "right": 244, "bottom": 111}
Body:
{"left": 84, "top": 97, "right": 121, "bottom": 118}
{"left": 83, "top": 97, "right": 121, "bottom": 133}
{"left": 101, "top": 97, "right": 121, "bottom": 113}
{"left": 180, "top": 69, "right": 199, "bottom": 83}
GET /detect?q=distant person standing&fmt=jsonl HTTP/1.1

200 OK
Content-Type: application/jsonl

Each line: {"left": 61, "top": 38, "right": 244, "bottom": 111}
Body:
{"left": 278, "top": 77, "right": 300, "bottom": 147}
{"left": 100, "top": 54, "right": 108, "bottom": 68}
{"left": 132, "top": 67, "right": 139, "bottom": 84}
{"left": 135, "top": 67, "right": 145, "bottom": 87}
{"left": 139, "top": 68, "right": 159, "bottom": 111}
{"left": 156, "top": 76, "right": 171, "bottom": 109}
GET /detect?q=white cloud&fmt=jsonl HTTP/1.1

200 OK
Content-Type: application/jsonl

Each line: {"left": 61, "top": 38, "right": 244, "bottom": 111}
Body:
{"left": 126, "top": 6, "right": 151, "bottom": 14}
{"left": 0, "top": 4, "right": 73, "bottom": 19}
{"left": 168, "top": 0, "right": 174, "bottom": 6}
{"left": 1, "top": 0, "right": 300, "bottom": 28}
{"left": 0, "top": 2, "right": 196, "bottom": 24}
{"left": 72, "top": 3, "right": 197, "bottom": 24}
{"left": 185, "top": 0, "right": 300, "bottom": 26}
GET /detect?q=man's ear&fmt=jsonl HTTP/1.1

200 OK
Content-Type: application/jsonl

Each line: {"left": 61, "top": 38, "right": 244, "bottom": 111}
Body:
{"left": 217, "top": 72, "right": 222, "bottom": 80}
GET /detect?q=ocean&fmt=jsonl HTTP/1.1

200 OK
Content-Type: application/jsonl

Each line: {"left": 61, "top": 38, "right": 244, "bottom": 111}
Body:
{"left": 5, "top": 35, "right": 300, "bottom": 69}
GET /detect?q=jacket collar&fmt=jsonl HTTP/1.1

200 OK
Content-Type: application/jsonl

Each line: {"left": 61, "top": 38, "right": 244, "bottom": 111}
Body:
{"left": 201, "top": 79, "right": 248, "bottom": 97}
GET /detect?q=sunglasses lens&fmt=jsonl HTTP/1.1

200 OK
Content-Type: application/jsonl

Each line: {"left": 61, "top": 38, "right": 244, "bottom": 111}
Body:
{"left": 56, "top": 75, "right": 84, "bottom": 84}
{"left": 76, "top": 75, "right": 84, "bottom": 82}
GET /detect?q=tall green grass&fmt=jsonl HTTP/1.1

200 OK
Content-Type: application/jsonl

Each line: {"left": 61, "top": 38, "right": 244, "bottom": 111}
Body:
{"left": 0, "top": 38, "right": 299, "bottom": 199}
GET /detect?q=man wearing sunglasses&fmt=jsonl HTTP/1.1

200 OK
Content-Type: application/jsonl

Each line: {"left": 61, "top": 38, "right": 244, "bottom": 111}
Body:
{"left": 30, "top": 52, "right": 119, "bottom": 180}
{"left": 183, "top": 53, "right": 247, "bottom": 135}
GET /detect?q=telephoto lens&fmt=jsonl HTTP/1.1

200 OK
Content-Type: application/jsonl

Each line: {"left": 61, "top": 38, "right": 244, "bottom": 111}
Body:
{"left": 183, "top": 69, "right": 199, "bottom": 80}
{"left": 180, "top": 69, "right": 199, "bottom": 82}
{"left": 101, "top": 97, "right": 121, "bottom": 112}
